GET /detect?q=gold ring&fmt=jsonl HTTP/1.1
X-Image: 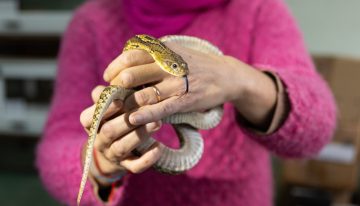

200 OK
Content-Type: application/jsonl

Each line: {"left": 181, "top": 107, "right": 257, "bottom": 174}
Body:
{"left": 151, "top": 86, "right": 161, "bottom": 102}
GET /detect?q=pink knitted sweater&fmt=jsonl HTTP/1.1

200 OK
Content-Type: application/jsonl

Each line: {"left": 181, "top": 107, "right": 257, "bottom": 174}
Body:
{"left": 36, "top": 0, "right": 336, "bottom": 205}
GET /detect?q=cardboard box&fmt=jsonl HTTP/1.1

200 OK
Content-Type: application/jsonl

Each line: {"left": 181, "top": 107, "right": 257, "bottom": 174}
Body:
{"left": 283, "top": 123, "right": 360, "bottom": 191}
{"left": 315, "top": 56, "right": 360, "bottom": 127}
{"left": 282, "top": 56, "right": 360, "bottom": 191}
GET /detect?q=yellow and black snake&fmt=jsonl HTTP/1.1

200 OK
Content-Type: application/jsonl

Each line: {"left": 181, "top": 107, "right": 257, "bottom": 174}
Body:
{"left": 77, "top": 34, "right": 224, "bottom": 205}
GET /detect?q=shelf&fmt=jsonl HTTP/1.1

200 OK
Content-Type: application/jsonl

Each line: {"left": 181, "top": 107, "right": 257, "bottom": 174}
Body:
{"left": 0, "top": 58, "right": 57, "bottom": 79}
{"left": 0, "top": 1, "right": 71, "bottom": 36}
{"left": 0, "top": 58, "right": 56, "bottom": 137}
{"left": 0, "top": 103, "right": 49, "bottom": 137}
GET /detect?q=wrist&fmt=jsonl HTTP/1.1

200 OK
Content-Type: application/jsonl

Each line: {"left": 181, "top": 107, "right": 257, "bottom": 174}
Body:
{"left": 221, "top": 55, "right": 254, "bottom": 103}
{"left": 224, "top": 56, "right": 277, "bottom": 128}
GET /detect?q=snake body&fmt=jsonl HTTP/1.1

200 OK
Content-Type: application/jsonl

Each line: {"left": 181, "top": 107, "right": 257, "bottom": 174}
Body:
{"left": 77, "top": 35, "right": 223, "bottom": 205}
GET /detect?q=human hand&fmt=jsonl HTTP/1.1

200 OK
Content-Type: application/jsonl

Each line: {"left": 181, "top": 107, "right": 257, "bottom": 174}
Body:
{"left": 80, "top": 85, "right": 163, "bottom": 185}
{"left": 103, "top": 43, "right": 246, "bottom": 126}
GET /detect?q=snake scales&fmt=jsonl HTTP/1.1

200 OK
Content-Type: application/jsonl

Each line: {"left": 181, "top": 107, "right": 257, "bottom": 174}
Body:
{"left": 77, "top": 35, "right": 224, "bottom": 205}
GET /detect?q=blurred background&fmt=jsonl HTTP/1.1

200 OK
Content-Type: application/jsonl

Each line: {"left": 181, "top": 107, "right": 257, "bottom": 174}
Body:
{"left": 0, "top": 0, "right": 359, "bottom": 205}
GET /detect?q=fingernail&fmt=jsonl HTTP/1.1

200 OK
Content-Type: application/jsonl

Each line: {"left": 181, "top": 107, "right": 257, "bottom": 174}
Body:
{"left": 153, "top": 126, "right": 161, "bottom": 132}
{"left": 153, "top": 121, "right": 162, "bottom": 131}
{"left": 131, "top": 114, "right": 143, "bottom": 124}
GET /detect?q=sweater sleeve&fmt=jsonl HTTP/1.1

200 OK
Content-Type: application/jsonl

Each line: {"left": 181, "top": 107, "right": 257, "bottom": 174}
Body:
{"left": 36, "top": 8, "right": 126, "bottom": 206}
{"left": 244, "top": 0, "right": 337, "bottom": 158}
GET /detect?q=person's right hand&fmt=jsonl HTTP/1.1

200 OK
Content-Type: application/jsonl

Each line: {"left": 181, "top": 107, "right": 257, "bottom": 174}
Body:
{"left": 80, "top": 85, "right": 163, "bottom": 186}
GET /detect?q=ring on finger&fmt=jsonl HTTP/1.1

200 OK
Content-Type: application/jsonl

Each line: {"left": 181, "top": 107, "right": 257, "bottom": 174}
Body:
{"left": 151, "top": 85, "right": 162, "bottom": 102}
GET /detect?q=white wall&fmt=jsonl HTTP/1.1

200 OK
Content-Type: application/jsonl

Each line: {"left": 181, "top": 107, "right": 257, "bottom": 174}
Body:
{"left": 0, "top": 1, "right": 71, "bottom": 35}
{"left": 286, "top": 0, "right": 360, "bottom": 58}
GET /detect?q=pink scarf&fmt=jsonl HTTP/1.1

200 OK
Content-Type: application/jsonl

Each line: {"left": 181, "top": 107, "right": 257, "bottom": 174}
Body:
{"left": 122, "top": 0, "right": 229, "bottom": 37}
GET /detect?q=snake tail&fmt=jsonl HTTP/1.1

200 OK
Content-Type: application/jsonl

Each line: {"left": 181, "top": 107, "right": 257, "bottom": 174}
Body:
{"left": 77, "top": 86, "right": 134, "bottom": 206}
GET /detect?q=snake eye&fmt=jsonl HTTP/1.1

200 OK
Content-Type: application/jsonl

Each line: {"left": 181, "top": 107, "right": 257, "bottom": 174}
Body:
{"left": 171, "top": 63, "right": 179, "bottom": 70}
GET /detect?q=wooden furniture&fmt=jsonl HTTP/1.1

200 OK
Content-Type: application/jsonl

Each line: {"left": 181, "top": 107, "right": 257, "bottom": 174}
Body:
{"left": 281, "top": 56, "right": 360, "bottom": 205}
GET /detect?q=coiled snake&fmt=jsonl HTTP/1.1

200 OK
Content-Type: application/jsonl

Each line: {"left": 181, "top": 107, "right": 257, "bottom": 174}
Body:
{"left": 77, "top": 35, "right": 224, "bottom": 205}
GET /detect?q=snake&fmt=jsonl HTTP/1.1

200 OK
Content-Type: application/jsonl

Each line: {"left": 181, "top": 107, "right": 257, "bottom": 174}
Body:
{"left": 77, "top": 34, "right": 224, "bottom": 205}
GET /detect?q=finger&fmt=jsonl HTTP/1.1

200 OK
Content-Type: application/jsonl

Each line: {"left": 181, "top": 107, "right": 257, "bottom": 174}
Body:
{"left": 81, "top": 85, "right": 125, "bottom": 128}
{"left": 95, "top": 113, "right": 135, "bottom": 151}
{"left": 103, "top": 121, "right": 161, "bottom": 163}
{"left": 120, "top": 142, "right": 162, "bottom": 174}
{"left": 129, "top": 96, "right": 186, "bottom": 125}
{"left": 123, "top": 77, "right": 186, "bottom": 111}
{"left": 80, "top": 104, "right": 96, "bottom": 128}
{"left": 91, "top": 85, "right": 106, "bottom": 102}
{"left": 110, "top": 62, "right": 167, "bottom": 88}
{"left": 80, "top": 86, "right": 107, "bottom": 127}
{"left": 91, "top": 85, "right": 123, "bottom": 108}
{"left": 104, "top": 50, "right": 154, "bottom": 82}
{"left": 80, "top": 100, "right": 123, "bottom": 128}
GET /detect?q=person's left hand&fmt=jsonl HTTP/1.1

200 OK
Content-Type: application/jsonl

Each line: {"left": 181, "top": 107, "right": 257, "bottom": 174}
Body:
{"left": 102, "top": 42, "right": 242, "bottom": 126}
{"left": 103, "top": 41, "right": 277, "bottom": 128}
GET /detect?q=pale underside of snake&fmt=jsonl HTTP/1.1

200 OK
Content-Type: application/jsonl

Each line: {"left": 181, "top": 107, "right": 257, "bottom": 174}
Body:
{"left": 77, "top": 34, "right": 224, "bottom": 205}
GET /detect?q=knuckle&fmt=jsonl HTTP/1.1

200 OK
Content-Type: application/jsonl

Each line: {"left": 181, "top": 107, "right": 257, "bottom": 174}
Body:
{"left": 119, "top": 72, "right": 134, "bottom": 88}
{"left": 103, "top": 150, "right": 116, "bottom": 163}
{"left": 121, "top": 52, "right": 134, "bottom": 66}
{"left": 147, "top": 109, "right": 159, "bottom": 121}
{"left": 162, "top": 102, "right": 176, "bottom": 115}
{"left": 100, "top": 122, "right": 114, "bottom": 138}
{"left": 94, "top": 139, "right": 102, "bottom": 152}
{"left": 112, "top": 142, "right": 128, "bottom": 158}
{"left": 178, "top": 100, "right": 190, "bottom": 112}
{"left": 135, "top": 91, "right": 149, "bottom": 106}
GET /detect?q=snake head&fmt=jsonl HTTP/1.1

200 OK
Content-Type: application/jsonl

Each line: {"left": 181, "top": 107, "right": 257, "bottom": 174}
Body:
{"left": 124, "top": 34, "right": 189, "bottom": 77}
{"left": 162, "top": 56, "right": 189, "bottom": 77}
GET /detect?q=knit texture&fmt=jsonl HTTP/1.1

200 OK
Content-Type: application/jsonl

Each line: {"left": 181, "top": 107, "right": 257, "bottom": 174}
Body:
{"left": 122, "top": 0, "right": 228, "bottom": 37}
{"left": 36, "top": 0, "right": 336, "bottom": 205}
